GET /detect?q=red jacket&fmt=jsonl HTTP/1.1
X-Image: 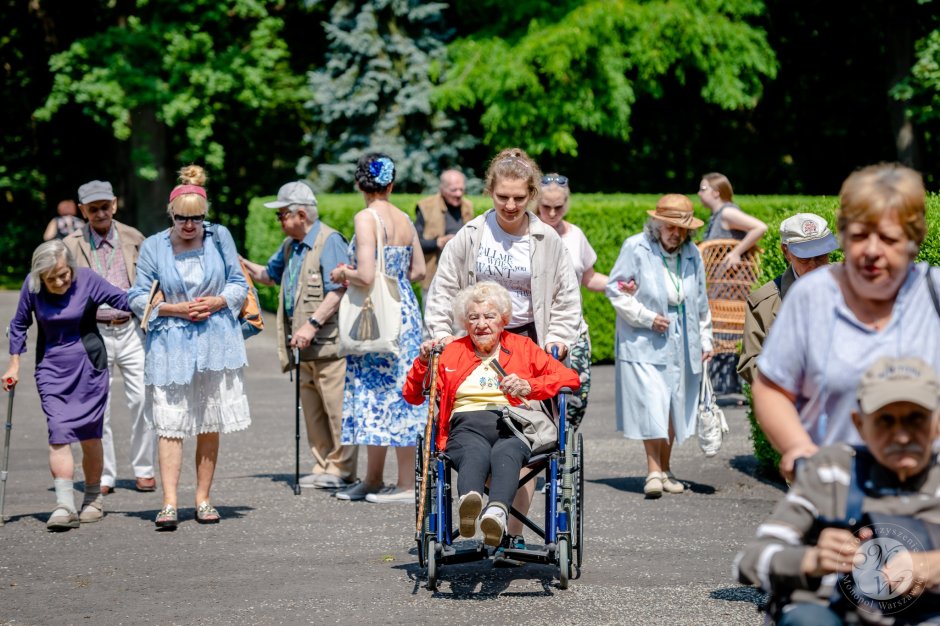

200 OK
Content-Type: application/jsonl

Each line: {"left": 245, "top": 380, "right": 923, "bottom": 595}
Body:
{"left": 402, "top": 331, "right": 580, "bottom": 451}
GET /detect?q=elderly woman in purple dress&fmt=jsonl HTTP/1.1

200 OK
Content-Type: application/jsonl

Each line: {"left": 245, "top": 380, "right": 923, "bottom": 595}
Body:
{"left": 3, "top": 240, "right": 130, "bottom": 531}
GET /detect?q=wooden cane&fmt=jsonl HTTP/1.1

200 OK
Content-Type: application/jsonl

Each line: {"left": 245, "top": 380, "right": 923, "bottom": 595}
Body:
{"left": 415, "top": 349, "right": 441, "bottom": 534}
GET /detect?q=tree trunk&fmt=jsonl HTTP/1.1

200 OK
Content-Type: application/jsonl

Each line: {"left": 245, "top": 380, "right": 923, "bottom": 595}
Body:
{"left": 123, "top": 105, "right": 170, "bottom": 235}
{"left": 885, "top": 0, "right": 921, "bottom": 168}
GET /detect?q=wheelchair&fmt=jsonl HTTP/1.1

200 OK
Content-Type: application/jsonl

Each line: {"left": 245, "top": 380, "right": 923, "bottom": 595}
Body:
{"left": 414, "top": 388, "right": 584, "bottom": 591}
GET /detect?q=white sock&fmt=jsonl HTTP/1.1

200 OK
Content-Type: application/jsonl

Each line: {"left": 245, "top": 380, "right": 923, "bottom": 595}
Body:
{"left": 53, "top": 478, "right": 76, "bottom": 514}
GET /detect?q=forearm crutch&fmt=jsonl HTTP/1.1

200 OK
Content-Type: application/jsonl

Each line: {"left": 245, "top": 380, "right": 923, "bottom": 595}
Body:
{"left": 0, "top": 378, "right": 14, "bottom": 526}
{"left": 292, "top": 346, "right": 302, "bottom": 496}
{"left": 415, "top": 347, "right": 442, "bottom": 535}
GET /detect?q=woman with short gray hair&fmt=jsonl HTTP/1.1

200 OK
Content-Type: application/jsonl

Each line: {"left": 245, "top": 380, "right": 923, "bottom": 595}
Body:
{"left": 453, "top": 282, "right": 512, "bottom": 328}
{"left": 606, "top": 194, "right": 714, "bottom": 498}
{"left": 3, "top": 240, "right": 131, "bottom": 531}
{"left": 404, "top": 283, "right": 579, "bottom": 547}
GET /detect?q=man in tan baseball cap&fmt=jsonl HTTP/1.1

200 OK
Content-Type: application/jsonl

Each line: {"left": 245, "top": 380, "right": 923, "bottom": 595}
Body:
{"left": 735, "top": 357, "right": 940, "bottom": 623}
{"left": 737, "top": 212, "right": 839, "bottom": 384}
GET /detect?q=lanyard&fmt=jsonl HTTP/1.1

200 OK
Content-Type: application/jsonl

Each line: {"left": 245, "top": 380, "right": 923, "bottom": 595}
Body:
{"left": 90, "top": 228, "right": 119, "bottom": 276}
{"left": 660, "top": 252, "right": 683, "bottom": 312}
{"left": 284, "top": 242, "right": 305, "bottom": 309}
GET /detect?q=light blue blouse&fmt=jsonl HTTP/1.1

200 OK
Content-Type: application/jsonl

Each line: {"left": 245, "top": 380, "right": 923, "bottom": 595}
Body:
{"left": 757, "top": 263, "right": 940, "bottom": 446}
{"left": 605, "top": 232, "right": 712, "bottom": 373}
{"left": 128, "top": 223, "right": 248, "bottom": 387}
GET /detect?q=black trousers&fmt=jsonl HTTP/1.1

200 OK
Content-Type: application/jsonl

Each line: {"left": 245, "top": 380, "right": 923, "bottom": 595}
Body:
{"left": 446, "top": 410, "right": 531, "bottom": 509}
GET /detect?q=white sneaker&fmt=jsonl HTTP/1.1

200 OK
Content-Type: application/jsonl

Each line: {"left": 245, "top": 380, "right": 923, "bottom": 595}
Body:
{"left": 457, "top": 491, "right": 483, "bottom": 538}
{"left": 365, "top": 486, "right": 415, "bottom": 504}
{"left": 479, "top": 505, "right": 507, "bottom": 547}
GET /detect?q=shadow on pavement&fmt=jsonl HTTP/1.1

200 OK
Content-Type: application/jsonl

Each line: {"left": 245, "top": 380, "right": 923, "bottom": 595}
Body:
{"left": 393, "top": 558, "right": 564, "bottom": 598}
{"left": 588, "top": 476, "right": 716, "bottom": 495}
{"left": 729, "top": 455, "right": 787, "bottom": 492}
{"left": 710, "top": 585, "right": 767, "bottom": 607}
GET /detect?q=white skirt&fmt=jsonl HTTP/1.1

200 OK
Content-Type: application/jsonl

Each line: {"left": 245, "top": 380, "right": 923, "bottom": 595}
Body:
{"left": 146, "top": 368, "right": 251, "bottom": 438}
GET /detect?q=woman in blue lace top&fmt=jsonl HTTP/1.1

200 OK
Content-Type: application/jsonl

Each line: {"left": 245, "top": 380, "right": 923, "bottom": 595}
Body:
{"left": 128, "top": 165, "right": 250, "bottom": 529}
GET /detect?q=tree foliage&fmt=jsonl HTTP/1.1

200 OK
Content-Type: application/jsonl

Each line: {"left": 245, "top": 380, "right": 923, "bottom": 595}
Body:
{"left": 304, "top": 0, "right": 478, "bottom": 192}
{"left": 435, "top": 0, "right": 778, "bottom": 156}
{"left": 33, "top": 0, "right": 314, "bottom": 233}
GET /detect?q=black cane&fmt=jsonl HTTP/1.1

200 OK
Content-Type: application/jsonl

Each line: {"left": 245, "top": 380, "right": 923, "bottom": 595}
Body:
{"left": 292, "top": 346, "right": 301, "bottom": 496}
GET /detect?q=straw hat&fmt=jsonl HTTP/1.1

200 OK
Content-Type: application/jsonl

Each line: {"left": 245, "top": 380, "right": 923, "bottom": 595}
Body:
{"left": 646, "top": 194, "right": 704, "bottom": 229}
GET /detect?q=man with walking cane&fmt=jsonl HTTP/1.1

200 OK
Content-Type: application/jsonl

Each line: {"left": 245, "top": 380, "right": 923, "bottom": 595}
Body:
{"left": 242, "top": 182, "right": 358, "bottom": 490}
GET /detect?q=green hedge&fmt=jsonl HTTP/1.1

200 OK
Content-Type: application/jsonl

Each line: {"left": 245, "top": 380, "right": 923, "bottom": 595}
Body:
{"left": 245, "top": 192, "right": 940, "bottom": 472}
{"left": 246, "top": 193, "right": 940, "bottom": 355}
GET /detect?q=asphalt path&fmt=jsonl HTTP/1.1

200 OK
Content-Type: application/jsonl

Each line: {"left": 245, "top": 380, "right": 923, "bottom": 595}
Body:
{"left": 0, "top": 288, "right": 782, "bottom": 625}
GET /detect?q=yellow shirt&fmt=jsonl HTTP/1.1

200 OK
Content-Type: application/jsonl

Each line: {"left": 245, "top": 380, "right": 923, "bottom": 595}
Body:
{"left": 451, "top": 358, "right": 512, "bottom": 414}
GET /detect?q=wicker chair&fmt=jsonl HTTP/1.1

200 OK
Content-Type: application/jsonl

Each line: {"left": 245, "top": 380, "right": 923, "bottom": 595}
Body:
{"left": 697, "top": 239, "right": 762, "bottom": 355}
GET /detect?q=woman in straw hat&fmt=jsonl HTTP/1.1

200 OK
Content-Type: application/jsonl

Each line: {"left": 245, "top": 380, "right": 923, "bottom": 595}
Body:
{"left": 605, "top": 194, "right": 714, "bottom": 498}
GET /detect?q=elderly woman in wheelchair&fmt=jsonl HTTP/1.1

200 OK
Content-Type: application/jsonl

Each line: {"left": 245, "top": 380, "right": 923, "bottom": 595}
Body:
{"left": 404, "top": 282, "right": 579, "bottom": 551}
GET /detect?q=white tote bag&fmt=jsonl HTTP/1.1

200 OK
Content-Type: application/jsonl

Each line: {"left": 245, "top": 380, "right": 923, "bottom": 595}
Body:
{"left": 696, "top": 363, "right": 729, "bottom": 457}
{"left": 337, "top": 209, "right": 402, "bottom": 356}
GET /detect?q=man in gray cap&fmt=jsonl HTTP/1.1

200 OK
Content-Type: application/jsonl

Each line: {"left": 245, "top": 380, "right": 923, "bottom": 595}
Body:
{"left": 64, "top": 180, "right": 154, "bottom": 497}
{"left": 242, "top": 182, "right": 358, "bottom": 490}
{"left": 735, "top": 356, "right": 940, "bottom": 625}
{"left": 737, "top": 213, "right": 839, "bottom": 384}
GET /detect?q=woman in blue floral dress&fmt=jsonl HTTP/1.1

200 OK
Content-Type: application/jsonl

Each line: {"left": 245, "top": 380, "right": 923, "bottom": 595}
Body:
{"left": 330, "top": 154, "right": 427, "bottom": 503}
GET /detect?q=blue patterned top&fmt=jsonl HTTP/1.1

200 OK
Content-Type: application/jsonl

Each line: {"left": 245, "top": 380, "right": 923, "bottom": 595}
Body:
{"left": 128, "top": 223, "right": 248, "bottom": 386}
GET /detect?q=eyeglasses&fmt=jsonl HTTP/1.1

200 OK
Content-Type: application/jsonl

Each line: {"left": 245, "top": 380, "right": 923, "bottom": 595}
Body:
{"left": 276, "top": 209, "right": 296, "bottom": 222}
{"left": 84, "top": 203, "right": 113, "bottom": 214}
{"left": 172, "top": 214, "right": 205, "bottom": 224}
{"left": 541, "top": 175, "right": 568, "bottom": 187}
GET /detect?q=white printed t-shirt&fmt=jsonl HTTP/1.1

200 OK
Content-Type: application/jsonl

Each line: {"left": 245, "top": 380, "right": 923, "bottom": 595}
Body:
{"left": 476, "top": 212, "right": 533, "bottom": 327}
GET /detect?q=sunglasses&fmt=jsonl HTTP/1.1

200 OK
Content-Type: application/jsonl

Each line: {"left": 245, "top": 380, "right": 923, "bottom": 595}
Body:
{"left": 172, "top": 214, "right": 205, "bottom": 224}
{"left": 541, "top": 175, "right": 568, "bottom": 186}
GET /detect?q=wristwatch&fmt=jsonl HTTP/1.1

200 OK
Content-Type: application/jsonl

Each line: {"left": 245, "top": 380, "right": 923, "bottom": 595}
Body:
{"left": 308, "top": 316, "right": 322, "bottom": 330}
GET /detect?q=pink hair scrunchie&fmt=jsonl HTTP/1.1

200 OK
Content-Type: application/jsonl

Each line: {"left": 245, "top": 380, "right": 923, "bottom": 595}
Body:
{"left": 169, "top": 184, "right": 207, "bottom": 203}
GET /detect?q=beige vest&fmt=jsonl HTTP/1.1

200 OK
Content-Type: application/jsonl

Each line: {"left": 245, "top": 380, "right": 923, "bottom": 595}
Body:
{"left": 276, "top": 223, "right": 342, "bottom": 371}
{"left": 416, "top": 193, "right": 474, "bottom": 290}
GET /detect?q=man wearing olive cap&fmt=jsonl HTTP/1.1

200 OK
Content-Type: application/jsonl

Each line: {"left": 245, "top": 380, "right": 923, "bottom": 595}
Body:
{"left": 737, "top": 213, "right": 839, "bottom": 385}
{"left": 735, "top": 356, "right": 940, "bottom": 625}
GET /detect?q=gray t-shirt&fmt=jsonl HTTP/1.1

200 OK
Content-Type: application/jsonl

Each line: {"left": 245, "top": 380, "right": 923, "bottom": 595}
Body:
{"left": 757, "top": 263, "right": 940, "bottom": 446}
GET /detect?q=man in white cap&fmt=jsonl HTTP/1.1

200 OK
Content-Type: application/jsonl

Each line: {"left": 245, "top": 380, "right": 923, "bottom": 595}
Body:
{"left": 242, "top": 181, "right": 358, "bottom": 490}
{"left": 63, "top": 180, "right": 154, "bottom": 497}
{"left": 737, "top": 213, "right": 839, "bottom": 384}
{"left": 735, "top": 356, "right": 940, "bottom": 625}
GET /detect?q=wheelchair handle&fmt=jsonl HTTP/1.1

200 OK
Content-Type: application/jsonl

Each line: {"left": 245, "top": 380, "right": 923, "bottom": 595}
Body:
{"left": 550, "top": 345, "right": 559, "bottom": 360}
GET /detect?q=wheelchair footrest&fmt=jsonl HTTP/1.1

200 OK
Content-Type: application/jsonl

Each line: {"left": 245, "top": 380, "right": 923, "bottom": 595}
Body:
{"left": 502, "top": 546, "right": 552, "bottom": 563}
{"left": 439, "top": 543, "right": 489, "bottom": 565}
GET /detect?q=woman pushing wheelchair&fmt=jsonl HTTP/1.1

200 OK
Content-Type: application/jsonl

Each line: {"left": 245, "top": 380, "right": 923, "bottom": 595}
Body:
{"left": 403, "top": 282, "right": 579, "bottom": 547}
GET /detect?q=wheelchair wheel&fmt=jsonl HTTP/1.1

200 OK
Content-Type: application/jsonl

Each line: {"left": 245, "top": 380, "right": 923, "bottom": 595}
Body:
{"left": 558, "top": 537, "right": 570, "bottom": 589}
{"left": 576, "top": 432, "right": 584, "bottom": 568}
{"left": 427, "top": 538, "right": 439, "bottom": 591}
